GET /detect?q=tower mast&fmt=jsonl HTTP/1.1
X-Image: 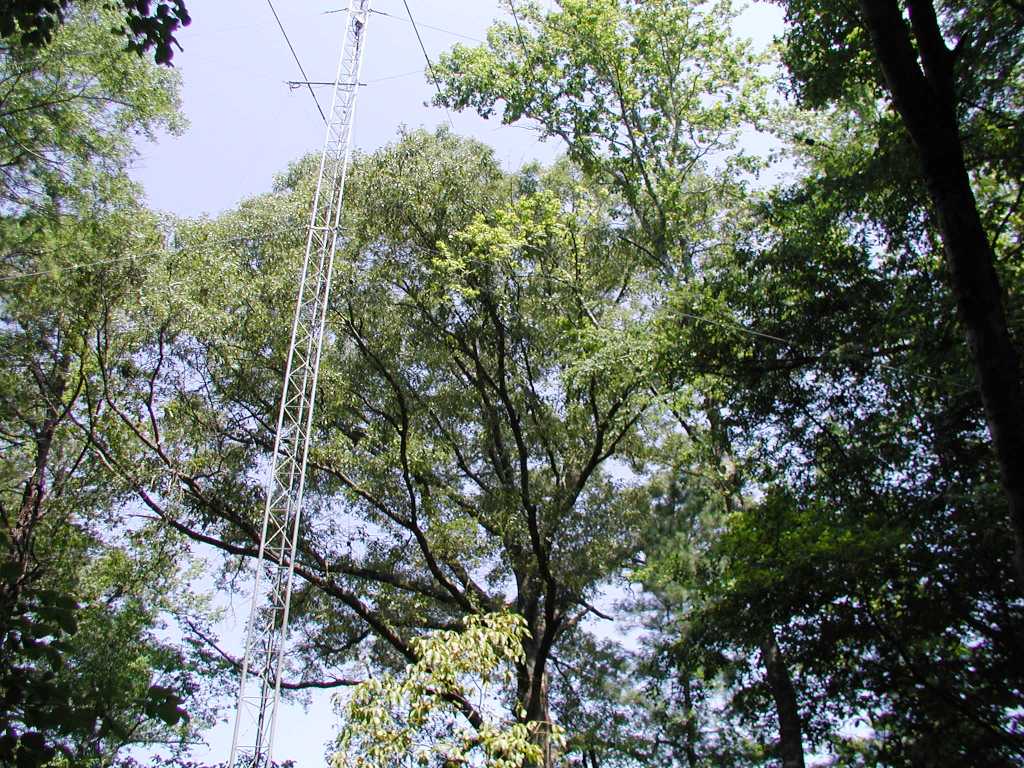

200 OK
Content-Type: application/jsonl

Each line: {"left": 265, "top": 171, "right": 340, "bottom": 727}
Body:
{"left": 228, "top": 2, "right": 372, "bottom": 765}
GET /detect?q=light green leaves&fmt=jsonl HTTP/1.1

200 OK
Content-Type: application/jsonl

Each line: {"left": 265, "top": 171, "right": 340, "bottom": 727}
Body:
{"left": 434, "top": 0, "right": 771, "bottom": 270}
{"left": 334, "top": 614, "right": 564, "bottom": 768}
{"left": 0, "top": 1, "right": 183, "bottom": 214}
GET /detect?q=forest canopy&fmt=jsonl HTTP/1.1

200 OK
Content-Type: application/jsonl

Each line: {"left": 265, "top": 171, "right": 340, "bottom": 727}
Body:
{"left": 0, "top": 0, "right": 1022, "bottom": 767}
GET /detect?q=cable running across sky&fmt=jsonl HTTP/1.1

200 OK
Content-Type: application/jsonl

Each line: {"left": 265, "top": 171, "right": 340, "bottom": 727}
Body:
{"left": 264, "top": 0, "right": 328, "bottom": 121}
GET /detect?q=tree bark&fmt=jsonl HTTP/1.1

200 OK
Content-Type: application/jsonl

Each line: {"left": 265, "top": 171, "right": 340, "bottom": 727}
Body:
{"left": 708, "top": 412, "right": 805, "bottom": 766}
{"left": 857, "top": 0, "right": 1024, "bottom": 586}
{"left": 681, "top": 672, "right": 699, "bottom": 768}
{"left": 0, "top": 359, "right": 66, "bottom": 630}
{"left": 518, "top": 638, "right": 555, "bottom": 768}
{"left": 761, "top": 631, "right": 806, "bottom": 768}
{"left": 0, "top": 423, "right": 55, "bottom": 629}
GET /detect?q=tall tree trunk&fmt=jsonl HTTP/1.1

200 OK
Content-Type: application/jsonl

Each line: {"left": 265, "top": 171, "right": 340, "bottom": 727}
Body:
{"left": 0, "top": 352, "right": 70, "bottom": 655}
{"left": 681, "top": 672, "right": 699, "bottom": 768}
{"left": 709, "top": 407, "right": 805, "bottom": 766}
{"left": 858, "top": 0, "right": 1024, "bottom": 586}
{"left": 0, "top": 396, "right": 63, "bottom": 628}
{"left": 518, "top": 639, "right": 554, "bottom": 768}
{"left": 761, "top": 631, "right": 805, "bottom": 768}
{"left": 0, "top": 422, "right": 58, "bottom": 681}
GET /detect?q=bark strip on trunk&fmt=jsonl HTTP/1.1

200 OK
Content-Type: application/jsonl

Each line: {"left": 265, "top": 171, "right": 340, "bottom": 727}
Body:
{"left": 518, "top": 639, "right": 554, "bottom": 768}
{"left": 762, "top": 631, "right": 805, "bottom": 768}
{"left": 0, "top": 363, "right": 66, "bottom": 629}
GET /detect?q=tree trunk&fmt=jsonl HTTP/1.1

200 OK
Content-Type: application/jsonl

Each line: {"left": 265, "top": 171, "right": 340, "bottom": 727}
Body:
{"left": 1, "top": 353, "right": 69, "bottom": 650}
{"left": 858, "top": 0, "right": 1024, "bottom": 587}
{"left": 681, "top": 672, "right": 699, "bottom": 768}
{"left": 0, "top": 410, "right": 60, "bottom": 628}
{"left": 761, "top": 631, "right": 805, "bottom": 768}
{"left": 709, "top": 411, "right": 805, "bottom": 766}
{"left": 518, "top": 640, "right": 554, "bottom": 768}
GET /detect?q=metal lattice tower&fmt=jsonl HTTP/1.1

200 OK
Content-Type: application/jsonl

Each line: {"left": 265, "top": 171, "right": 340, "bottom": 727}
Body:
{"left": 228, "top": 2, "right": 371, "bottom": 765}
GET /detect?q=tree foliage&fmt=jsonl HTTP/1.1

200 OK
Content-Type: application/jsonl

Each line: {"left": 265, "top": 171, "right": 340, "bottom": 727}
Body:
{"left": 0, "top": 1, "right": 183, "bottom": 213}
{"left": 779, "top": 0, "right": 1024, "bottom": 585}
{"left": 2, "top": 0, "right": 1023, "bottom": 766}
{"left": 334, "top": 613, "right": 565, "bottom": 768}
{"left": 434, "top": 0, "right": 768, "bottom": 274}
{"left": 0, "top": 7, "right": 213, "bottom": 766}
{"left": 431, "top": 0, "right": 1024, "bottom": 765}
{"left": 0, "top": 0, "right": 190, "bottom": 64}
{"left": 81, "top": 127, "right": 665, "bottom": 765}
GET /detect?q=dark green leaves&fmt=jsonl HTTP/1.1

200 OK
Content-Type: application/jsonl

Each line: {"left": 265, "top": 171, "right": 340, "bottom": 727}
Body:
{"left": 0, "top": 0, "right": 191, "bottom": 64}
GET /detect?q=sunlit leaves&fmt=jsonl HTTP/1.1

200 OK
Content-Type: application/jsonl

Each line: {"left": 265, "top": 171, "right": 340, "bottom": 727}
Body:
{"left": 434, "top": 0, "right": 771, "bottom": 271}
{"left": 334, "top": 614, "right": 565, "bottom": 768}
{"left": 0, "top": 2, "right": 183, "bottom": 214}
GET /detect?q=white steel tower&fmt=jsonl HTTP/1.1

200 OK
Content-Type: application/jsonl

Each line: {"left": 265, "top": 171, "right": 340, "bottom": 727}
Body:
{"left": 228, "top": 2, "right": 372, "bottom": 765}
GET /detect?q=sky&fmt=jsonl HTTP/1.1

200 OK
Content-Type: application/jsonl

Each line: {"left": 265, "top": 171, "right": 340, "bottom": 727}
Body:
{"left": 131, "top": 0, "right": 565, "bottom": 219}
{"left": 127, "top": 1, "right": 784, "bottom": 765}
{"left": 130, "top": 0, "right": 785, "bottom": 219}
